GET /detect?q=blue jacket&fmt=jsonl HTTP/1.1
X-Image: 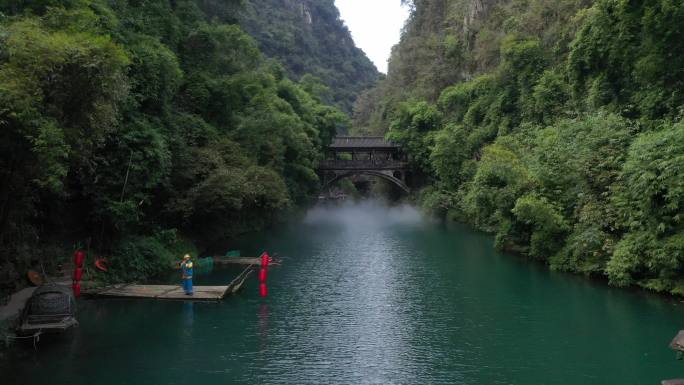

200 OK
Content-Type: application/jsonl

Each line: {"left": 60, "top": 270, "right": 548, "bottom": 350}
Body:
{"left": 181, "top": 261, "right": 193, "bottom": 279}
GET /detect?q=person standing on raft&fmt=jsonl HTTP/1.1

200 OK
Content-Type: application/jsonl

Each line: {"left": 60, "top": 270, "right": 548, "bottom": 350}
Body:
{"left": 180, "top": 254, "right": 194, "bottom": 296}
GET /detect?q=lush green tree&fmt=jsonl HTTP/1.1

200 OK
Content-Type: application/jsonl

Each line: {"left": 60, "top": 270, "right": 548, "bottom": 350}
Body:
{"left": 386, "top": 100, "right": 442, "bottom": 175}
{"left": 0, "top": 16, "right": 129, "bottom": 247}
{"left": 606, "top": 121, "right": 684, "bottom": 291}
{"left": 0, "top": 0, "right": 355, "bottom": 291}
{"left": 511, "top": 194, "right": 569, "bottom": 260}
{"left": 568, "top": 0, "right": 684, "bottom": 120}
{"left": 430, "top": 124, "right": 469, "bottom": 189}
{"left": 464, "top": 143, "right": 532, "bottom": 231}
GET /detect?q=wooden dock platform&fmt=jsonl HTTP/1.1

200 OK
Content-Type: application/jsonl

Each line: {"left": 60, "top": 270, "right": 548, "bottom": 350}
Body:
{"left": 96, "top": 284, "right": 231, "bottom": 300}
{"left": 92, "top": 264, "right": 255, "bottom": 301}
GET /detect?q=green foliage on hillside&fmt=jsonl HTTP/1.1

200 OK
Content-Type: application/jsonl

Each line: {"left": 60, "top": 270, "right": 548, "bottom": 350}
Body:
{"left": 239, "top": 0, "right": 379, "bottom": 114}
{"left": 365, "top": 0, "right": 684, "bottom": 295}
{"left": 0, "top": 0, "right": 349, "bottom": 289}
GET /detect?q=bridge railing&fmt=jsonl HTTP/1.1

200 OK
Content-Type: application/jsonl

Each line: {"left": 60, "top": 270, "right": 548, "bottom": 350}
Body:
{"left": 318, "top": 159, "right": 408, "bottom": 170}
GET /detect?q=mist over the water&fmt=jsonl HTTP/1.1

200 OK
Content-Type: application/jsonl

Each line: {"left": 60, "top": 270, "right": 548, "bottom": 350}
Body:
{"left": 303, "top": 200, "right": 424, "bottom": 228}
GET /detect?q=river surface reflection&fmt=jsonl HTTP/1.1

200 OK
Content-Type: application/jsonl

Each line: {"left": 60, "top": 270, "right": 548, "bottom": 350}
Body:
{"left": 2, "top": 201, "right": 683, "bottom": 384}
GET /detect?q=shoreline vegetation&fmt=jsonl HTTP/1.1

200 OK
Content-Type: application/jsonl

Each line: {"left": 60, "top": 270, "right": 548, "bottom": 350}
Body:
{"left": 354, "top": 0, "right": 684, "bottom": 296}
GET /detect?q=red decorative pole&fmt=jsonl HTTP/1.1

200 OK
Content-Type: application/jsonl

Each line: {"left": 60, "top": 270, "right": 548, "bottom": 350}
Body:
{"left": 259, "top": 252, "right": 269, "bottom": 298}
{"left": 72, "top": 249, "right": 84, "bottom": 297}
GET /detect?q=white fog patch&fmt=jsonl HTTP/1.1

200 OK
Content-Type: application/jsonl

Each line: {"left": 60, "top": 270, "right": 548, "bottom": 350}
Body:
{"left": 303, "top": 200, "right": 424, "bottom": 228}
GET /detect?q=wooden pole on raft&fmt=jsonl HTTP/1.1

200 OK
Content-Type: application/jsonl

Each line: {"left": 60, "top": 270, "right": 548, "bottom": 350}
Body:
{"left": 259, "top": 252, "right": 269, "bottom": 298}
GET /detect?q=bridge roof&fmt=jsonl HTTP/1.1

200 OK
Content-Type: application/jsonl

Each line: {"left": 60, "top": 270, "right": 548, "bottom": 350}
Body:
{"left": 329, "top": 136, "right": 398, "bottom": 150}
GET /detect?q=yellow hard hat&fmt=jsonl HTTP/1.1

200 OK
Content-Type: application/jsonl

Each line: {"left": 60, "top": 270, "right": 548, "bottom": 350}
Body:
{"left": 183, "top": 254, "right": 191, "bottom": 260}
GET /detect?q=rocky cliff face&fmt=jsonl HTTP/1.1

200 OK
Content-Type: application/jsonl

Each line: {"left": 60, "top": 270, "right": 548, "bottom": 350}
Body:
{"left": 383, "top": 0, "right": 507, "bottom": 101}
{"left": 239, "top": 0, "right": 379, "bottom": 113}
{"left": 353, "top": 0, "right": 588, "bottom": 133}
{"left": 463, "top": 0, "right": 500, "bottom": 34}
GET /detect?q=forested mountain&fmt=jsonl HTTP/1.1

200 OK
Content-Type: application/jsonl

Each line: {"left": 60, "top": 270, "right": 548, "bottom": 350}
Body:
{"left": 239, "top": 0, "right": 380, "bottom": 113}
{"left": 0, "top": 0, "right": 353, "bottom": 291}
{"left": 356, "top": 0, "right": 684, "bottom": 295}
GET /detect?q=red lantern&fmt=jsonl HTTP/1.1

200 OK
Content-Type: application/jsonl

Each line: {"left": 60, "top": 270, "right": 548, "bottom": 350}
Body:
{"left": 74, "top": 250, "right": 85, "bottom": 267}
{"left": 258, "top": 268, "right": 267, "bottom": 282}
{"left": 259, "top": 283, "right": 268, "bottom": 298}
{"left": 72, "top": 282, "right": 81, "bottom": 298}
{"left": 73, "top": 267, "right": 83, "bottom": 281}
{"left": 260, "top": 252, "right": 270, "bottom": 268}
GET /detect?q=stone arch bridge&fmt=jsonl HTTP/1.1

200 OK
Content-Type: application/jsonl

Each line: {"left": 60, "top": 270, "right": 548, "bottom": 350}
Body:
{"left": 318, "top": 136, "right": 409, "bottom": 193}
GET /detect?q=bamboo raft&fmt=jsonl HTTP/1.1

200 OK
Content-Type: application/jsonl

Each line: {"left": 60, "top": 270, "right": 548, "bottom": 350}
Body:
{"left": 92, "top": 264, "right": 254, "bottom": 301}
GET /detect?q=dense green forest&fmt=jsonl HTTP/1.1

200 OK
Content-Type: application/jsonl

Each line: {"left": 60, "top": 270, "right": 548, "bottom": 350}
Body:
{"left": 240, "top": 0, "right": 379, "bottom": 114}
{"left": 0, "top": 0, "right": 372, "bottom": 292}
{"left": 355, "top": 0, "right": 684, "bottom": 295}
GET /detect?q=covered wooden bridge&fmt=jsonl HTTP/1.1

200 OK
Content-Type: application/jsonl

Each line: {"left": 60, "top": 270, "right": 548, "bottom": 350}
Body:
{"left": 318, "top": 136, "right": 410, "bottom": 192}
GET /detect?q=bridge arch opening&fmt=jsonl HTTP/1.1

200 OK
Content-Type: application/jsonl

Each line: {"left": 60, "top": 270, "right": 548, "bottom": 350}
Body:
{"left": 322, "top": 170, "right": 410, "bottom": 195}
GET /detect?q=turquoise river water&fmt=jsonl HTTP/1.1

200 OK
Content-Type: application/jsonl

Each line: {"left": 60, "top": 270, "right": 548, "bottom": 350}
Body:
{"left": 2, "top": 202, "right": 684, "bottom": 384}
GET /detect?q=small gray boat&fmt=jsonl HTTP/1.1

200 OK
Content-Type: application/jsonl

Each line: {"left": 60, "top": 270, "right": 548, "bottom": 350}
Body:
{"left": 661, "top": 330, "right": 684, "bottom": 385}
{"left": 17, "top": 284, "right": 78, "bottom": 335}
